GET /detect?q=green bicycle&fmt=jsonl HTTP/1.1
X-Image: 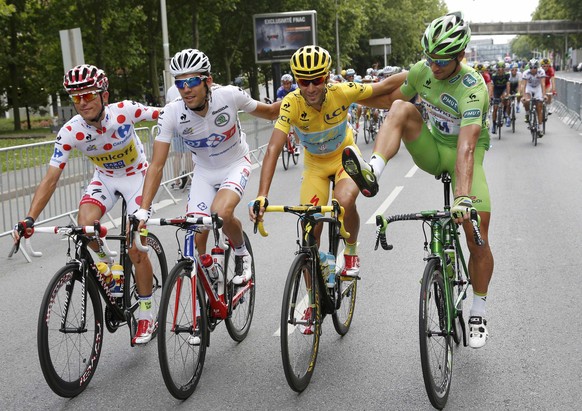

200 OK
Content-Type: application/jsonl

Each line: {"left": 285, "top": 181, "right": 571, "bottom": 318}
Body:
{"left": 374, "top": 172, "right": 483, "bottom": 409}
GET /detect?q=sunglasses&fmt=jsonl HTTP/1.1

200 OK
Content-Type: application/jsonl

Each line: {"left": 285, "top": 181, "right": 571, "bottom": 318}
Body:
{"left": 297, "top": 76, "right": 327, "bottom": 87}
{"left": 70, "top": 91, "right": 101, "bottom": 104}
{"left": 424, "top": 53, "right": 457, "bottom": 68}
{"left": 175, "top": 76, "right": 207, "bottom": 89}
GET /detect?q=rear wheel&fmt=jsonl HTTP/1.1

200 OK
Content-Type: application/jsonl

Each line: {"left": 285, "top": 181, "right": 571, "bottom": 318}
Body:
{"left": 280, "top": 253, "right": 321, "bottom": 392}
{"left": 332, "top": 253, "right": 358, "bottom": 335}
{"left": 531, "top": 108, "right": 538, "bottom": 146}
{"left": 363, "top": 113, "right": 370, "bottom": 144}
{"left": 419, "top": 259, "right": 453, "bottom": 410}
{"left": 38, "top": 264, "right": 103, "bottom": 397}
{"left": 158, "top": 260, "right": 208, "bottom": 400}
{"left": 281, "top": 142, "right": 290, "bottom": 170}
{"left": 511, "top": 101, "right": 516, "bottom": 133}
{"left": 224, "top": 231, "right": 256, "bottom": 341}
{"left": 497, "top": 106, "right": 503, "bottom": 139}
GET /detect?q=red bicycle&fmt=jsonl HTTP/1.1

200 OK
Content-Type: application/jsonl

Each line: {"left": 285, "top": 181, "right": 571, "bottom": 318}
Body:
{"left": 281, "top": 129, "right": 300, "bottom": 170}
{"left": 148, "top": 213, "right": 256, "bottom": 399}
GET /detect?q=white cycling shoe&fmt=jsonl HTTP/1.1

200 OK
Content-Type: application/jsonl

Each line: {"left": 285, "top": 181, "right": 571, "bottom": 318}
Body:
{"left": 468, "top": 316, "right": 489, "bottom": 349}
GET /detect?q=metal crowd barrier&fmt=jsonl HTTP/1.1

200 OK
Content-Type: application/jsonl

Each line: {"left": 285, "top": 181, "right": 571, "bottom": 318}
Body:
{"left": 554, "top": 76, "right": 582, "bottom": 130}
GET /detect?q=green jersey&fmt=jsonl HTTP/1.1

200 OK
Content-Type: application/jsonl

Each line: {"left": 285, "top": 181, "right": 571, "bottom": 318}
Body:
{"left": 401, "top": 61, "right": 490, "bottom": 149}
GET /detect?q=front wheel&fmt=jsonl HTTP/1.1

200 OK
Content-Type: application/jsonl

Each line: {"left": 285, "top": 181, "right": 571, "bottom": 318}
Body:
{"left": 511, "top": 102, "right": 516, "bottom": 133}
{"left": 37, "top": 263, "right": 104, "bottom": 397}
{"left": 419, "top": 259, "right": 453, "bottom": 410}
{"left": 363, "top": 114, "right": 370, "bottom": 144}
{"left": 497, "top": 107, "right": 503, "bottom": 140}
{"left": 224, "top": 231, "right": 256, "bottom": 341}
{"left": 281, "top": 142, "right": 290, "bottom": 170}
{"left": 158, "top": 260, "right": 208, "bottom": 400}
{"left": 280, "top": 253, "right": 321, "bottom": 392}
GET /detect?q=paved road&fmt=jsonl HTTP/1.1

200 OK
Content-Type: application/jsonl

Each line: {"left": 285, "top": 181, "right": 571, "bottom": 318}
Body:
{"left": 1, "top": 107, "right": 581, "bottom": 410}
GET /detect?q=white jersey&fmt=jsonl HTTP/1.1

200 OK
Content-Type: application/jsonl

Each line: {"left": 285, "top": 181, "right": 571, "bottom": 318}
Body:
{"left": 50, "top": 101, "right": 159, "bottom": 177}
{"left": 156, "top": 85, "right": 258, "bottom": 169}
{"left": 508, "top": 71, "right": 522, "bottom": 85}
{"left": 522, "top": 68, "right": 546, "bottom": 89}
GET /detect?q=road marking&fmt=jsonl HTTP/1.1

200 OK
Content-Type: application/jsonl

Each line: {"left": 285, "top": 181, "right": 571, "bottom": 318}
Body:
{"left": 405, "top": 165, "right": 418, "bottom": 178}
{"left": 273, "top": 294, "right": 309, "bottom": 337}
{"left": 366, "top": 186, "right": 403, "bottom": 224}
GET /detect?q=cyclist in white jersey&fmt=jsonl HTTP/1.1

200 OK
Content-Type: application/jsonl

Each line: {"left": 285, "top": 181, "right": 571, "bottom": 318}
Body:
{"left": 508, "top": 63, "right": 522, "bottom": 112}
{"left": 520, "top": 58, "right": 547, "bottom": 130}
{"left": 136, "top": 49, "right": 281, "bottom": 284}
{"left": 13, "top": 64, "right": 160, "bottom": 344}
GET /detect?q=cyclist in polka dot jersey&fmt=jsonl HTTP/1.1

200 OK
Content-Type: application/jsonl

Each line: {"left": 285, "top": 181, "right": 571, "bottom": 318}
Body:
{"left": 13, "top": 64, "right": 161, "bottom": 345}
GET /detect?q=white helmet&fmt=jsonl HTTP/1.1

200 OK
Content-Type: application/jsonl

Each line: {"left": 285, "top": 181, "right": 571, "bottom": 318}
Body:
{"left": 170, "top": 49, "right": 211, "bottom": 77}
{"left": 281, "top": 73, "right": 293, "bottom": 82}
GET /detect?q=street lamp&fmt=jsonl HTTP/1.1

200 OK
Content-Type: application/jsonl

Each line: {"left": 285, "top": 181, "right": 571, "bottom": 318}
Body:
{"left": 335, "top": 0, "right": 340, "bottom": 74}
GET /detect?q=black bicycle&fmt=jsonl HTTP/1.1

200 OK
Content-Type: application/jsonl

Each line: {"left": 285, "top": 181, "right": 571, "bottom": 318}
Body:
{"left": 254, "top": 198, "right": 358, "bottom": 392}
{"left": 12, "top": 201, "right": 168, "bottom": 397}
{"left": 527, "top": 98, "right": 542, "bottom": 146}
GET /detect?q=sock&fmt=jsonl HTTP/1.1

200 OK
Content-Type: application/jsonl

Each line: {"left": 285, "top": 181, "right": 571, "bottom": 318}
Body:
{"left": 369, "top": 153, "right": 387, "bottom": 178}
{"left": 344, "top": 241, "right": 358, "bottom": 256}
{"left": 470, "top": 292, "right": 487, "bottom": 318}
{"left": 234, "top": 243, "right": 248, "bottom": 256}
{"left": 139, "top": 295, "right": 153, "bottom": 320}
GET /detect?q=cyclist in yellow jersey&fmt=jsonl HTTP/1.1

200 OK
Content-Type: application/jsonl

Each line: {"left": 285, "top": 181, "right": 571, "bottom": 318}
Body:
{"left": 249, "top": 45, "right": 404, "bottom": 277}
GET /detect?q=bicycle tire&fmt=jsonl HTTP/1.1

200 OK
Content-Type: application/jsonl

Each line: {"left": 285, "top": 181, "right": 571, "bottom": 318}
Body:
{"left": 542, "top": 103, "right": 547, "bottom": 135}
{"left": 332, "top": 255, "right": 358, "bottom": 335}
{"left": 531, "top": 109, "right": 538, "bottom": 146}
{"left": 511, "top": 102, "right": 516, "bottom": 133}
{"left": 37, "top": 263, "right": 103, "bottom": 397}
{"left": 225, "top": 231, "right": 256, "bottom": 342}
{"left": 291, "top": 141, "right": 299, "bottom": 165}
{"left": 497, "top": 106, "right": 502, "bottom": 140}
{"left": 158, "top": 260, "right": 208, "bottom": 400}
{"left": 363, "top": 114, "right": 370, "bottom": 144}
{"left": 419, "top": 259, "right": 453, "bottom": 410}
{"left": 280, "top": 253, "right": 321, "bottom": 392}
{"left": 281, "top": 143, "right": 290, "bottom": 170}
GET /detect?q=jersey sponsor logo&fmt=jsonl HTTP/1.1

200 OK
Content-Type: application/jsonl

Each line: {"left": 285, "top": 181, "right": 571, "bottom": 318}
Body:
{"left": 86, "top": 144, "right": 98, "bottom": 152}
{"left": 462, "top": 74, "right": 477, "bottom": 88}
{"left": 212, "top": 105, "right": 228, "bottom": 115}
{"left": 180, "top": 113, "right": 187, "bottom": 121}
{"left": 183, "top": 124, "right": 237, "bottom": 148}
{"left": 466, "top": 93, "right": 480, "bottom": 104}
{"left": 196, "top": 201, "right": 208, "bottom": 212}
{"left": 87, "top": 140, "right": 137, "bottom": 169}
{"left": 463, "top": 108, "right": 481, "bottom": 118}
{"left": 281, "top": 102, "right": 291, "bottom": 112}
{"left": 423, "top": 79, "right": 432, "bottom": 89}
{"left": 215, "top": 113, "right": 230, "bottom": 127}
{"left": 278, "top": 115, "right": 291, "bottom": 124}
{"left": 300, "top": 111, "right": 308, "bottom": 120}
{"left": 448, "top": 74, "right": 461, "bottom": 83}
{"left": 324, "top": 105, "right": 349, "bottom": 125}
{"left": 440, "top": 93, "right": 458, "bottom": 112}
{"left": 52, "top": 147, "right": 64, "bottom": 159}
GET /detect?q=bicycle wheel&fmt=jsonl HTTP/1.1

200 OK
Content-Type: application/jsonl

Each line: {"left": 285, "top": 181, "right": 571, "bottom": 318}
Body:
{"left": 281, "top": 143, "right": 290, "bottom": 170}
{"left": 542, "top": 103, "right": 547, "bottom": 135}
{"left": 280, "top": 253, "right": 321, "bottom": 392}
{"left": 419, "top": 259, "right": 453, "bottom": 410}
{"left": 511, "top": 101, "right": 516, "bottom": 133}
{"left": 158, "top": 260, "right": 208, "bottom": 400}
{"left": 497, "top": 107, "right": 502, "bottom": 140}
{"left": 225, "top": 231, "right": 256, "bottom": 342}
{"left": 291, "top": 141, "right": 299, "bottom": 165}
{"left": 332, "top": 255, "right": 358, "bottom": 335}
{"left": 37, "top": 263, "right": 103, "bottom": 397}
{"left": 531, "top": 110, "right": 538, "bottom": 146}
{"left": 363, "top": 114, "right": 370, "bottom": 144}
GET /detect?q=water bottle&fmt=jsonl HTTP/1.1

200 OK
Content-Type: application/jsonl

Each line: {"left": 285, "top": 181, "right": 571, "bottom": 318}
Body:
{"left": 110, "top": 264, "right": 124, "bottom": 297}
{"left": 326, "top": 253, "right": 336, "bottom": 288}
{"left": 319, "top": 251, "right": 330, "bottom": 282}
{"left": 211, "top": 247, "right": 225, "bottom": 296}
{"left": 201, "top": 253, "right": 219, "bottom": 282}
{"left": 96, "top": 262, "right": 115, "bottom": 293}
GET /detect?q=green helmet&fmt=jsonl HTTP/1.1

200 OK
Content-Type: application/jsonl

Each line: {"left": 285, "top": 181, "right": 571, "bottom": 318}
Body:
{"left": 422, "top": 11, "right": 471, "bottom": 56}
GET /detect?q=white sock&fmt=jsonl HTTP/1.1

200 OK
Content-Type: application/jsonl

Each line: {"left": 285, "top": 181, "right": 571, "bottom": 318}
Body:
{"left": 234, "top": 244, "right": 248, "bottom": 256}
{"left": 139, "top": 295, "right": 153, "bottom": 321}
{"left": 470, "top": 294, "right": 487, "bottom": 318}
{"left": 369, "top": 155, "right": 386, "bottom": 178}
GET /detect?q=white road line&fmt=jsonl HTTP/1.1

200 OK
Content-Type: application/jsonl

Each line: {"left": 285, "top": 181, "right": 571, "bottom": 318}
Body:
{"left": 273, "top": 294, "right": 309, "bottom": 337}
{"left": 366, "top": 186, "right": 403, "bottom": 224}
{"left": 405, "top": 165, "right": 419, "bottom": 178}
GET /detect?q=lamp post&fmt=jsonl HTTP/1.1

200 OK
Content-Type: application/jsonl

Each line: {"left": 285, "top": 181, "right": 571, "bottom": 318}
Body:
{"left": 160, "top": 0, "right": 171, "bottom": 96}
{"left": 335, "top": 0, "right": 340, "bottom": 74}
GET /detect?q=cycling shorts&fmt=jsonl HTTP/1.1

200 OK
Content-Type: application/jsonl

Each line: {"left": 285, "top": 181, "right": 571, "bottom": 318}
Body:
{"left": 525, "top": 86, "right": 543, "bottom": 100}
{"left": 300, "top": 136, "right": 357, "bottom": 206}
{"left": 493, "top": 87, "right": 508, "bottom": 99}
{"left": 404, "top": 123, "right": 491, "bottom": 212}
{"left": 186, "top": 155, "right": 251, "bottom": 216}
{"left": 80, "top": 169, "right": 147, "bottom": 215}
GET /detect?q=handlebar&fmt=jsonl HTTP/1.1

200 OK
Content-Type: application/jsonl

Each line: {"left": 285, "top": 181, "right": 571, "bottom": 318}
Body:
{"left": 374, "top": 207, "right": 484, "bottom": 251}
{"left": 147, "top": 213, "right": 227, "bottom": 250}
{"left": 252, "top": 199, "right": 350, "bottom": 240}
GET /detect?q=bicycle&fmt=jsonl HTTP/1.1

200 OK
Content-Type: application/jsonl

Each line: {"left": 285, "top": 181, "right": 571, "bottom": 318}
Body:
{"left": 11, "top": 200, "right": 168, "bottom": 397}
{"left": 492, "top": 97, "right": 503, "bottom": 140}
{"left": 147, "top": 213, "right": 255, "bottom": 399}
{"left": 507, "top": 94, "right": 518, "bottom": 134}
{"left": 526, "top": 98, "right": 542, "bottom": 146}
{"left": 348, "top": 104, "right": 360, "bottom": 143}
{"left": 374, "top": 172, "right": 483, "bottom": 410}
{"left": 253, "top": 198, "right": 358, "bottom": 392}
{"left": 363, "top": 106, "right": 379, "bottom": 144}
{"left": 281, "top": 129, "right": 300, "bottom": 171}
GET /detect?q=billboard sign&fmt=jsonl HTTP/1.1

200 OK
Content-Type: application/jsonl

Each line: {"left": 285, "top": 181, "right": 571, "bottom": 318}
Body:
{"left": 253, "top": 10, "right": 317, "bottom": 64}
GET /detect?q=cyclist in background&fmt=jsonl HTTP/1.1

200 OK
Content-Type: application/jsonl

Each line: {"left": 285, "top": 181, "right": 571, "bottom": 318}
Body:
{"left": 490, "top": 61, "right": 511, "bottom": 132}
{"left": 475, "top": 62, "right": 493, "bottom": 101}
{"left": 136, "top": 48, "right": 281, "bottom": 285}
{"left": 342, "top": 12, "right": 493, "bottom": 348}
{"left": 520, "top": 58, "right": 547, "bottom": 136}
{"left": 508, "top": 63, "right": 522, "bottom": 112}
{"left": 12, "top": 64, "right": 160, "bottom": 345}
{"left": 277, "top": 73, "right": 301, "bottom": 157}
{"left": 540, "top": 58, "right": 556, "bottom": 105}
{"left": 249, "top": 45, "right": 405, "bottom": 279}
{"left": 344, "top": 68, "right": 361, "bottom": 136}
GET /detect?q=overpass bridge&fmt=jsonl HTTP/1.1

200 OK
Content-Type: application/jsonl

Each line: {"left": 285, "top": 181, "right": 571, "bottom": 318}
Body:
{"left": 470, "top": 20, "right": 582, "bottom": 35}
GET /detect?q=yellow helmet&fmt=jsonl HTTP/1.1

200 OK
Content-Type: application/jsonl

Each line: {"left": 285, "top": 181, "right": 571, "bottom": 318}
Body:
{"left": 540, "top": 58, "right": 551, "bottom": 65}
{"left": 290, "top": 45, "right": 332, "bottom": 79}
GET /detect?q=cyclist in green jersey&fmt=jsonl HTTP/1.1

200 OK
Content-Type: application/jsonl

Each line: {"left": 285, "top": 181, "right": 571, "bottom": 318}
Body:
{"left": 342, "top": 11, "right": 493, "bottom": 348}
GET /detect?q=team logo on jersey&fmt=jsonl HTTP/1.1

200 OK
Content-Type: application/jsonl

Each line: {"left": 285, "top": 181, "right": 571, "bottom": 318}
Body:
{"left": 212, "top": 105, "right": 228, "bottom": 115}
{"left": 448, "top": 74, "right": 461, "bottom": 83}
{"left": 87, "top": 140, "right": 137, "bottom": 169}
{"left": 466, "top": 93, "right": 480, "bottom": 104}
{"left": 324, "top": 105, "right": 349, "bottom": 125}
{"left": 180, "top": 113, "right": 187, "bottom": 121}
{"left": 184, "top": 124, "right": 237, "bottom": 148}
{"left": 300, "top": 111, "right": 308, "bottom": 120}
{"left": 423, "top": 79, "right": 432, "bottom": 89}
{"left": 282, "top": 102, "right": 291, "bottom": 112}
{"left": 440, "top": 94, "right": 458, "bottom": 112}
{"left": 215, "top": 113, "right": 230, "bottom": 127}
{"left": 53, "top": 148, "right": 64, "bottom": 159}
{"left": 87, "top": 144, "right": 98, "bottom": 152}
{"left": 462, "top": 74, "right": 477, "bottom": 88}
{"left": 196, "top": 202, "right": 208, "bottom": 211}
{"left": 463, "top": 108, "right": 481, "bottom": 119}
